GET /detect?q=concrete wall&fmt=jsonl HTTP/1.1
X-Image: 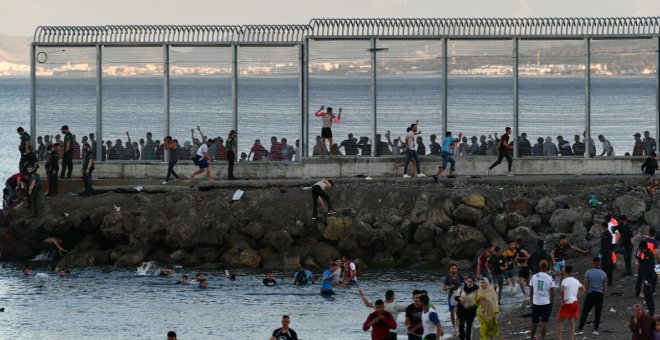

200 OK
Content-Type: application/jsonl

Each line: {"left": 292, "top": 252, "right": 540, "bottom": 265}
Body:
{"left": 81, "top": 155, "right": 646, "bottom": 180}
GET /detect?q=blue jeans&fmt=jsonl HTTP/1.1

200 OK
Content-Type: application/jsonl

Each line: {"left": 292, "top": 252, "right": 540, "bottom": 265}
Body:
{"left": 404, "top": 149, "right": 421, "bottom": 175}
{"left": 441, "top": 152, "right": 456, "bottom": 171}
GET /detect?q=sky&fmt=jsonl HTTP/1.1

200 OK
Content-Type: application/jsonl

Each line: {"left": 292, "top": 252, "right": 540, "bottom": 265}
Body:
{"left": 1, "top": 0, "right": 660, "bottom": 37}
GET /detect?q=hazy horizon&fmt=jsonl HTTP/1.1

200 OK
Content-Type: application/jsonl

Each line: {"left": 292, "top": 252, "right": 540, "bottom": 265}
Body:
{"left": 1, "top": 0, "right": 659, "bottom": 37}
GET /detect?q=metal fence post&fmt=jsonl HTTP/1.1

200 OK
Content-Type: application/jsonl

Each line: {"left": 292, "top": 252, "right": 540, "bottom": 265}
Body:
{"left": 513, "top": 38, "right": 519, "bottom": 158}
{"left": 304, "top": 39, "right": 310, "bottom": 158}
{"left": 299, "top": 42, "right": 306, "bottom": 160}
{"left": 370, "top": 38, "right": 378, "bottom": 157}
{"left": 30, "top": 44, "right": 36, "bottom": 148}
{"left": 584, "top": 38, "right": 591, "bottom": 158}
{"left": 96, "top": 44, "right": 103, "bottom": 161}
{"left": 656, "top": 36, "right": 660, "bottom": 153}
{"left": 231, "top": 43, "right": 238, "bottom": 134}
{"left": 442, "top": 38, "right": 448, "bottom": 139}
{"left": 163, "top": 45, "right": 170, "bottom": 138}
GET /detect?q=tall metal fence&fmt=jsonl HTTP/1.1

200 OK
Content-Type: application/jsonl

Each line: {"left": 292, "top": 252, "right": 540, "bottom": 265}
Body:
{"left": 31, "top": 18, "right": 660, "bottom": 162}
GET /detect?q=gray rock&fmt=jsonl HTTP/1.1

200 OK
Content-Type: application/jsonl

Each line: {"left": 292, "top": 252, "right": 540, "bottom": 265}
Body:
{"left": 523, "top": 214, "right": 543, "bottom": 229}
{"left": 613, "top": 195, "right": 647, "bottom": 221}
{"left": 443, "top": 224, "right": 488, "bottom": 259}
{"left": 506, "top": 198, "right": 533, "bottom": 216}
{"left": 441, "top": 258, "right": 474, "bottom": 272}
{"left": 321, "top": 216, "right": 351, "bottom": 241}
{"left": 507, "top": 212, "right": 524, "bottom": 228}
{"left": 241, "top": 221, "right": 264, "bottom": 239}
{"left": 338, "top": 235, "right": 359, "bottom": 253}
{"left": 493, "top": 213, "right": 508, "bottom": 235}
{"left": 572, "top": 222, "right": 588, "bottom": 236}
{"left": 115, "top": 246, "right": 149, "bottom": 267}
{"left": 314, "top": 243, "right": 339, "bottom": 267}
{"left": 451, "top": 204, "right": 484, "bottom": 225}
{"left": 413, "top": 223, "right": 438, "bottom": 243}
{"left": 359, "top": 213, "right": 376, "bottom": 226}
{"left": 535, "top": 198, "right": 557, "bottom": 215}
{"left": 264, "top": 231, "right": 294, "bottom": 252}
{"left": 549, "top": 209, "right": 580, "bottom": 233}
{"left": 507, "top": 226, "right": 542, "bottom": 247}
{"left": 371, "top": 251, "right": 397, "bottom": 268}
{"left": 644, "top": 208, "right": 660, "bottom": 227}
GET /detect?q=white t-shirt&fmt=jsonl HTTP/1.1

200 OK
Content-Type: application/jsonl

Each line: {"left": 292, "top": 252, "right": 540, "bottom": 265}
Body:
{"left": 421, "top": 307, "right": 439, "bottom": 338}
{"left": 530, "top": 272, "right": 555, "bottom": 305}
{"left": 607, "top": 222, "right": 619, "bottom": 245}
{"left": 196, "top": 143, "right": 209, "bottom": 158}
{"left": 406, "top": 131, "right": 416, "bottom": 150}
{"left": 560, "top": 276, "right": 583, "bottom": 304}
{"left": 384, "top": 301, "right": 404, "bottom": 333}
{"left": 349, "top": 262, "right": 357, "bottom": 281}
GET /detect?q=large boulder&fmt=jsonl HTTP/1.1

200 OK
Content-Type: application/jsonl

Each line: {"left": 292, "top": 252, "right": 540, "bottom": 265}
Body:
{"left": 263, "top": 231, "right": 294, "bottom": 252}
{"left": 238, "top": 248, "right": 261, "bottom": 268}
{"left": 522, "top": 214, "right": 543, "bottom": 229}
{"left": 321, "top": 216, "right": 351, "bottom": 241}
{"left": 549, "top": 209, "right": 580, "bottom": 233}
{"left": 645, "top": 208, "right": 660, "bottom": 227}
{"left": 314, "top": 243, "right": 339, "bottom": 267}
{"left": 452, "top": 204, "right": 484, "bottom": 225}
{"left": 462, "top": 194, "right": 485, "bottom": 209}
{"left": 493, "top": 214, "right": 508, "bottom": 235}
{"left": 443, "top": 224, "right": 488, "bottom": 259}
{"left": 507, "top": 198, "right": 533, "bottom": 216}
{"left": 613, "top": 195, "right": 647, "bottom": 221}
{"left": 414, "top": 223, "right": 440, "bottom": 243}
{"left": 371, "top": 252, "right": 397, "bottom": 268}
{"left": 507, "top": 226, "right": 542, "bottom": 247}
{"left": 114, "top": 246, "right": 149, "bottom": 267}
{"left": 241, "top": 221, "right": 264, "bottom": 239}
{"left": 535, "top": 198, "right": 557, "bottom": 215}
{"left": 426, "top": 209, "right": 453, "bottom": 228}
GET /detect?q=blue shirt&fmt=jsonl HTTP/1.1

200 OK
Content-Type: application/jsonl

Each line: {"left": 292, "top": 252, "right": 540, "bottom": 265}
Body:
{"left": 442, "top": 137, "right": 455, "bottom": 154}
{"left": 292, "top": 269, "right": 313, "bottom": 285}
{"left": 584, "top": 268, "right": 607, "bottom": 293}
{"left": 321, "top": 269, "right": 334, "bottom": 289}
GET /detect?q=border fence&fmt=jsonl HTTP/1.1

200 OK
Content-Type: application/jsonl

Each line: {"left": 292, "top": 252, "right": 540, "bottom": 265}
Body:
{"left": 31, "top": 18, "right": 660, "bottom": 162}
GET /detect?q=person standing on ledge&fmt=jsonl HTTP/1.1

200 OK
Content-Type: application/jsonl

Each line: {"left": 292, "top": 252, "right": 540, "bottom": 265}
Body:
{"left": 311, "top": 178, "right": 335, "bottom": 220}
{"left": 81, "top": 142, "right": 95, "bottom": 196}
{"left": 226, "top": 130, "right": 237, "bottom": 180}
{"left": 403, "top": 120, "right": 425, "bottom": 178}
{"left": 315, "top": 105, "right": 342, "bottom": 160}
{"left": 60, "top": 125, "right": 74, "bottom": 179}
{"left": 433, "top": 131, "right": 461, "bottom": 182}
{"left": 162, "top": 136, "right": 182, "bottom": 184}
{"left": 486, "top": 127, "right": 514, "bottom": 176}
{"left": 17, "top": 127, "right": 31, "bottom": 174}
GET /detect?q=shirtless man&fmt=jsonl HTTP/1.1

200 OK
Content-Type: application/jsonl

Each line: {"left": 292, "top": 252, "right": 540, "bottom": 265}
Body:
{"left": 515, "top": 238, "right": 531, "bottom": 297}
{"left": 42, "top": 237, "right": 68, "bottom": 257}
{"left": 315, "top": 106, "right": 342, "bottom": 159}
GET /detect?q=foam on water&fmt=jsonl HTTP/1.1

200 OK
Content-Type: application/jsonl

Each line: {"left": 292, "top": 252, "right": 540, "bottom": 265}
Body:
{"left": 136, "top": 261, "right": 159, "bottom": 276}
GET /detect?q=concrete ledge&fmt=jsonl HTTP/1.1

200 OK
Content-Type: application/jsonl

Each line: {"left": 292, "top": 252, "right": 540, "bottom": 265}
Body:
{"left": 77, "top": 156, "right": 647, "bottom": 180}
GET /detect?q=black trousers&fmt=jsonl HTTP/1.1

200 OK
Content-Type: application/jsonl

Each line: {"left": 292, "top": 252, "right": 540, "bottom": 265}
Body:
{"left": 578, "top": 291, "right": 603, "bottom": 331}
{"left": 458, "top": 312, "right": 476, "bottom": 340}
{"left": 227, "top": 150, "right": 236, "bottom": 179}
{"left": 488, "top": 152, "right": 512, "bottom": 171}
{"left": 60, "top": 153, "right": 73, "bottom": 178}
{"left": 623, "top": 245, "right": 633, "bottom": 275}
{"left": 48, "top": 171, "right": 58, "bottom": 194}
{"left": 165, "top": 160, "right": 178, "bottom": 181}
{"left": 312, "top": 185, "right": 332, "bottom": 215}
{"left": 82, "top": 168, "right": 94, "bottom": 193}
{"left": 601, "top": 256, "right": 613, "bottom": 286}
{"left": 644, "top": 278, "right": 655, "bottom": 315}
{"left": 27, "top": 189, "right": 39, "bottom": 217}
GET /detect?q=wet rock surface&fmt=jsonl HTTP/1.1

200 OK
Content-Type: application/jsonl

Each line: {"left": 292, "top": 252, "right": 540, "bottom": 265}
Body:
{"left": 0, "top": 176, "right": 655, "bottom": 270}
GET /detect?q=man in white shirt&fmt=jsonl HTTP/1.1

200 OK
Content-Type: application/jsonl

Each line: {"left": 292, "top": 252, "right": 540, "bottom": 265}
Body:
{"left": 556, "top": 266, "right": 585, "bottom": 340}
{"left": 190, "top": 138, "right": 215, "bottom": 181}
{"left": 403, "top": 120, "right": 426, "bottom": 178}
{"left": 530, "top": 259, "right": 555, "bottom": 340}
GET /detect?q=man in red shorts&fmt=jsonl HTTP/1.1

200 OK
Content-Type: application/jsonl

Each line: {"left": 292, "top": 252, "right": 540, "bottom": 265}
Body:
{"left": 556, "top": 265, "right": 585, "bottom": 340}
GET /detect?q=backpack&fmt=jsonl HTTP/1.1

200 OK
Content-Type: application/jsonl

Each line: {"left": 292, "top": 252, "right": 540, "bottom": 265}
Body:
{"left": 295, "top": 270, "right": 307, "bottom": 285}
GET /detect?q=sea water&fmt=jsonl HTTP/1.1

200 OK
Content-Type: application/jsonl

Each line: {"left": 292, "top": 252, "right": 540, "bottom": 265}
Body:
{"left": 0, "top": 262, "right": 508, "bottom": 339}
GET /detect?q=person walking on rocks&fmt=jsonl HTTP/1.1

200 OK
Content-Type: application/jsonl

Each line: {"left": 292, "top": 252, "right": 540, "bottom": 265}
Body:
{"left": 556, "top": 265, "right": 584, "bottom": 340}
{"left": 81, "top": 142, "right": 94, "bottom": 195}
{"left": 403, "top": 120, "right": 425, "bottom": 178}
{"left": 26, "top": 163, "right": 41, "bottom": 217}
{"left": 636, "top": 241, "right": 656, "bottom": 315}
{"left": 551, "top": 234, "right": 589, "bottom": 283}
{"left": 45, "top": 144, "right": 59, "bottom": 196}
{"left": 619, "top": 215, "right": 634, "bottom": 277}
{"left": 60, "top": 125, "right": 74, "bottom": 179}
{"left": 576, "top": 257, "right": 608, "bottom": 336}
{"left": 486, "top": 127, "right": 514, "bottom": 176}
{"left": 642, "top": 152, "right": 659, "bottom": 196}
{"left": 628, "top": 304, "right": 654, "bottom": 340}
{"left": 311, "top": 178, "right": 335, "bottom": 220}
{"left": 515, "top": 239, "right": 531, "bottom": 297}
{"left": 598, "top": 222, "right": 614, "bottom": 286}
{"left": 530, "top": 259, "right": 554, "bottom": 340}
{"left": 315, "top": 105, "right": 342, "bottom": 159}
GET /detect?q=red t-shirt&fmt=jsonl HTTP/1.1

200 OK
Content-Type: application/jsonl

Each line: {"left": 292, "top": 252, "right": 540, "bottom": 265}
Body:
{"left": 217, "top": 145, "right": 227, "bottom": 160}
{"left": 250, "top": 144, "right": 266, "bottom": 161}
{"left": 362, "top": 311, "right": 396, "bottom": 340}
{"left": 479, "top": 252, "right": 490, "bottom": 271}
{"left": 270, "top": 142, "right": 282, "bottom": 161}
{"left": 499, "top": 134, "right": 510, "bottom": 153}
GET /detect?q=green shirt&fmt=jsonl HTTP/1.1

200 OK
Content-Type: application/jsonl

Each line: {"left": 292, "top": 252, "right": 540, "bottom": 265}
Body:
{"left": 63, "top": 132, "right": 73, "bottom": 155}
{"left": 226, "top": 137, "right": 236, "bottom": 150}
{"left": 145, "top": 139, "right": 156, "bottom": 160}
{"left": 19, "top": 132, "right": 30, "bottom": 152}
{"left": 83, "top": 150, "right": 95, "bottom": 170}
{"left": 28, "top": 171, "right": 41, "bottom": 189}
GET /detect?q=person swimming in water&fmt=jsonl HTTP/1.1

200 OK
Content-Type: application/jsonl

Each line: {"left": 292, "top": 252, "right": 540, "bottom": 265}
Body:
{"left": 197, "top": 279, "right": 208, "bottom": 289}
{"left": 263, "top": 272, "right": 277, "bottom": 287}
{"left": 176, "top": 275, "right": 188, "bottom": 285}
{"left": 159, "top": 268, "right": 174, "bottom": 276}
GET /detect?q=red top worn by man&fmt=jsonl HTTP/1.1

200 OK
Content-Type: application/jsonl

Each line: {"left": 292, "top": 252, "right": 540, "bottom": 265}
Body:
{"left": 362, "top": 299, "right": 397, "bottom": 340}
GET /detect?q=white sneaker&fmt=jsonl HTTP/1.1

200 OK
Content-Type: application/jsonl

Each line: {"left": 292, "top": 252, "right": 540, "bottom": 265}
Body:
{"left": 486, "top": 168, "right": 490, "bottom": 175}
{"left": 592, "top": 330, "right": 599, "bottom": 335}
{"left": 403, "top": 174, "right": 411, "bottom": 178}
{"left": 161, "top": 181, "right": 168, "bottom": 185}
{"left": 417, "top": 173, "right": 426, "bottom": 177}
{"left": 574, "top": 330, "right": 584, "bottom": 335}
{"left": 507, "top": 172, "right": 515, "bottom": 177}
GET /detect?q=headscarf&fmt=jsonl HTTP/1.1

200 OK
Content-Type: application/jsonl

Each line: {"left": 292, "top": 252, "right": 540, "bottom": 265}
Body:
{"left": 459, "top": 279, "right": 478, "bottom": 309}
{"left": 477, "top": 277, "right": 499, "bottom": 320}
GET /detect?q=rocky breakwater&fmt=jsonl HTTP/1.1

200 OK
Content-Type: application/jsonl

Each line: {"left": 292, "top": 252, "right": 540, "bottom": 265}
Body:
{"left": 0, "top": 178, "right": 655, "bottom": 270}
